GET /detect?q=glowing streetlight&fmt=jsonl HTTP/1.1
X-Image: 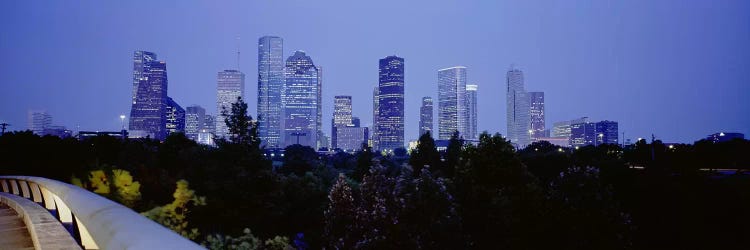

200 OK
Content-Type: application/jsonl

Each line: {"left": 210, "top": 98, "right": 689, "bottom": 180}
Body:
{"left": 119, "top": 114, "right": 126, "bottom": 130}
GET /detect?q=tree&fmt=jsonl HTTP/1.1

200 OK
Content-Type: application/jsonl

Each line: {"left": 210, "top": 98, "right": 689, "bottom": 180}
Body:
{"left": 280, "top": 144, "right": 319, "bottom": 176}
{"left": 352, "top": 144, "right": 374, "bottom": 182}
{"left": 324, "top": 174, "right": 357, "bottom": 249}
{"left": 440, "top": 131, "right": 463, "bottom": 178}
{"left": 142, "top": 180, "right": 206, "bottom": 240}
{"left": 453, "top": 132, "right": 546, "bottom": 248}
{"left": 408, "top": 131, "right": 440, "bottom": 176}
{"left": 221, "top": 96, "right": 260, "bottom": 147}
{"left": 548, "top": 166, "right": 633, "bottom": 249}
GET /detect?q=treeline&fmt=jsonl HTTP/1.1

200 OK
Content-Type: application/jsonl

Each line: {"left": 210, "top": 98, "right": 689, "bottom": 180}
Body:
{"left": 1, "top": 99, "right": 749, "bottom": 249}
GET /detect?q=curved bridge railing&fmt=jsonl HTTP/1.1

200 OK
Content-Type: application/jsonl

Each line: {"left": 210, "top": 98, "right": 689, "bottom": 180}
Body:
{"left": 0, "top": 176, "right": 204, "bottom": 250}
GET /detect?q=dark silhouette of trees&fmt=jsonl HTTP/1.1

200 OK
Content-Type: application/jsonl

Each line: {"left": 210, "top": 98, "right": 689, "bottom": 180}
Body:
{"left": 408, "top": 131, "right": 440, "bottom": 176}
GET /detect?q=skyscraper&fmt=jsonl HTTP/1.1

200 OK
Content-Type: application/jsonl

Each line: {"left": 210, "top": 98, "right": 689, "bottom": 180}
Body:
{"left": 506, "top": 66, "right": 530, "bottom": 148}
{"left": 466, "top": 84, "right": 478, "bottom": 140}
{"left": 185, "top": 105, "right": 206, "bottom": 141}
{"left": 129, "top": 51, "right": 168, "bottom": 140}
{"left": 376, "top": 55, "right": 405, "bottom": 151}
{"left": 257, "top": 36, "right": 284, "bottom": 148}
{"left": 438, "top": 66, "right": 468, "bottom": 140}
{"left": 419, "top": 97, "right": 433, "bottom": 137}
{"left": 372, "top": 86, "right": 379, "bottom": 149}
{"left": 316, "top": 66, "right": 325, "bottom": 149}
{"left": 332, "top": 95, "right": 353, "bottom": 148}
{"left": 216, "top": 69, "right": 245, "bottom": 139}
{"left": 282, "top": 51, "right": 319, "bottom": 148}
{"left": 529, "top": 92, "right": 545, "bottom": 140}
{"left": 132, "top": 51, "right": 157, "bottom": 105}
{"left": 27, "top": 110, "right": 51, "bottom": 135}
{"left": 166, "top": 97, "right": 185, "bottom": 135}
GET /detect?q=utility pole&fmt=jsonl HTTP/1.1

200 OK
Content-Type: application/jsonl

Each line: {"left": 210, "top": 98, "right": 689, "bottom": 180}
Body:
{"left": 0, "top": 123, "right": 9, "bottom": 135}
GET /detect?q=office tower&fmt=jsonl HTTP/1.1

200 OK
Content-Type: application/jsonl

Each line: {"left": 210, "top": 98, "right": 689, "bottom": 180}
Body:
{"left": 203, "top": 114, "right": 216, "bottom": 134}
{"left": 336, "top": 126, "right": 369, "bottom": 152}
{"left": 28, "top": 110, "right": 52, "bottom": 135}
{"left": 372, "top": 86, "right": 379, "bottom": 149}
{"left": 132, "top": 51, "right": 157, "bottom": 105}
{"left": 129, "top": 51, "right": 168, "bottom": 140}
{"left": 185, "top": 105, "right": 206, "bottom": 141}
{"left": 506, "top": 66, "right": 530, "bottom": 148}
{"left": 258, "top": 36, "right": 284, "bottom": 148}
{"left": 352, "top": 117, "right": 361, "bottom": 128}
{"left": 332, "top": 96, "right": 353, "bottom": 148}
{"left": 437, "top": 66, "right": 468, "bottom": 140}
{"left": 281, "top": 51, "right": 319, "bottom": 148}
{"left": 376, "top": 55, "right": 405, "bottom": 151}
{"left": 595, "top": 120, "right": 619, "bottom": 145}
{"left": 552, "top": 117, "right": 589, "bottom": 139}
{"left": 570, "top": 122, "right": 596, "bottom": 147}
{"left": 419, "top": 97, "right": 433, "bottom": 137}
{"left": 529, "top": 92, "right": 545, "bottom": 140}
{"left": 166, "top": 97, "right": 185, "bottom": 135}
{"left": 466, "top": 84, "right": 478, "bottom": 139}
{"left": 216, "top": 69, "right": 245, "bottom": 139}
{"left": 316, "top": 66, "right": 324, "bottom": 149}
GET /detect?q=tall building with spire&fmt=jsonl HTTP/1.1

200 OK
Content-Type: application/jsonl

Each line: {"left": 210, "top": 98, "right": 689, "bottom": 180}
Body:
{"left": 129, "top": 51, "right": 168, "bottom": 140}
{"left": 258, "top": 36, "right": 284, "bottom": 148}
{"left": 506, "top": 66, "right": 530, "bottom": 148}
{"left": 437, "top": 66, "right": 468, "bottom": 140}
{"left": 419, "top": 96, "right": 433, "bottom": 137}
{"left": 466, "top": 84, "right": 478, "bottom": 139}
{"left": 376, "top": 55, "right": 405, "bottom": 151}
{"left": 216, "top": 70, "right": 245, "bottom": 139}
{"left": 282, "top": 51, "right": 319, "bottom": 148}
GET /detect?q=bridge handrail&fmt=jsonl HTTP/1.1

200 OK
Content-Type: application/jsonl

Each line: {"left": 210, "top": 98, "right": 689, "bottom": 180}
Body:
{"left": 0, "top": 176, "right": 204, "bottom": 250}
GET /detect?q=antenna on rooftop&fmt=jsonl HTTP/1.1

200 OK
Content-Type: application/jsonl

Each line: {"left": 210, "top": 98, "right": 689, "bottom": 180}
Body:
{"left": 236, "top": 36, "right": 241, "bottom": 71}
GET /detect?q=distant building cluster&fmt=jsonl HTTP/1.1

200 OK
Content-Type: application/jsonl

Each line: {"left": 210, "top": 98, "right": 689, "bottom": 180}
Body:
{"left": 24, "top": 36, "right": 744, "bottom": 151}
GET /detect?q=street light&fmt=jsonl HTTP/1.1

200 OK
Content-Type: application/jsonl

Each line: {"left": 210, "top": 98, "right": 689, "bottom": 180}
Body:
{"left": 119, "top": 114, "right": 126, "bottom": 130}
{"left": 597, "top": 133, "right": 603, "bottom": 146}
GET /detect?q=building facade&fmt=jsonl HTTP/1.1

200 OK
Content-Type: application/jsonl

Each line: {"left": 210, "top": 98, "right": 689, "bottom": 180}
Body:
{"left": 316, "top": 66, "right": 325, "bottom": 149}
{"left": 216, "top": 70, "right": 245, "bottom": 139}
{"left": 437, "top": 66, "right": 468, "bottom": 140}
{"left": 166, "top": 97, "right": 185, "bottom": 135}
{"left": 529, "top": 91, "right": 545, "bottom": 140}
{"left": 332, "top": 95, "right": 353, "bottom": 148}
{"left": 282, "top": 51, "right": 319, "bottom": 148}
{"left": 376, "top": 56, "right": 405, "bottom": 151}
{"left": 129, "top": 51, "right": 168, "bottom": 140}
{"left": 570, "top": 122, "right": 596, "bottom": 147}
{"left": 28, "top": 110, "right": 52, "bottom": 135}
{"left": 506, "top": 66, "right": 530, "bottom": 148}
{"left": 372, "top": 86, "right": 379, "bottom": 149}
{"left": 466, "top": 84, "right": 478, "bottom": 139}
{"left": 552, "top": 117, "right": 589, "bottom": 141}
{"left": 419, "top": 96, "right": 433, "bottom": 137}
{"left": 185, "top": 105, "right": 206, "bottom": 141}
{"left": 336, "top": 126, "right": 369, "bottom": 152}
{"left": 257, "top": 36, "right": 284, "bottom": 148}
{"left": 596, "top": 120, "right": 619, "bottom": 145}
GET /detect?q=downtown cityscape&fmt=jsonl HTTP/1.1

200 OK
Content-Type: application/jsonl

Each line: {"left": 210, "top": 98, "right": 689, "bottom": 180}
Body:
{"left": 1, "top": 1, "right": 749, "bottom": 249}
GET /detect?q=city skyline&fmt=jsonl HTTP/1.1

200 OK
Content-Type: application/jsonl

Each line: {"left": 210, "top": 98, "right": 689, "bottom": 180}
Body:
{"left": 1, "top": 1, "right": 748, "bottom": 144}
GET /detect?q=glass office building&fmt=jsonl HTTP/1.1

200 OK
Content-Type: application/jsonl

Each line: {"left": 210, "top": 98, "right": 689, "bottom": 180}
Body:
{"left": 376, "top": 56, "right": 405, "bottom": 151}
{"left": 282, "top": 51, "right": 319, "bottom": 148}
{"left": 257, "top": 36, "right": 284, "bottom": 148}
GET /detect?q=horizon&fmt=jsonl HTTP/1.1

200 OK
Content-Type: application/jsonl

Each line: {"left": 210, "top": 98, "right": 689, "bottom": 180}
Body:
{"left": 1, "top": 1, "right": 748, "bottom": 144}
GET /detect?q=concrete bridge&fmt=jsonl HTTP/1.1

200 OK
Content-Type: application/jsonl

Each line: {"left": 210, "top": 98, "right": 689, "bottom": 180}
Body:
{"left": 0, "top": 176, "right": 204, "bottom": 249}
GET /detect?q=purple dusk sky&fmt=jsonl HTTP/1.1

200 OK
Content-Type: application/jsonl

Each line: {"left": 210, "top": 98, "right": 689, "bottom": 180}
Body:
{"left": 1, "top": 0, "right": 748, "bottom": 143}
